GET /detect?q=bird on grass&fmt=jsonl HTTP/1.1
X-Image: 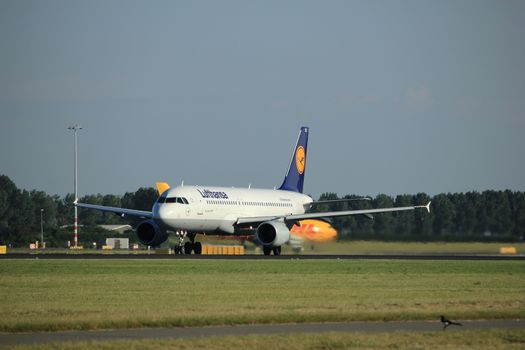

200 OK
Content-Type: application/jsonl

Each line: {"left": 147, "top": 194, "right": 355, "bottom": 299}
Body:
{"left": 440, "top": 315, "right": 463, "bottom": 329}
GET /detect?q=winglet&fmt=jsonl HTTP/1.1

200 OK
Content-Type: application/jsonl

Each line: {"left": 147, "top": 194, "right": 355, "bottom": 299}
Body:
{"left": 156, "top": 182, "right": 171, "bottom": 196}
{"left": 415, "top": 201, "right": 431, "bottom": 213}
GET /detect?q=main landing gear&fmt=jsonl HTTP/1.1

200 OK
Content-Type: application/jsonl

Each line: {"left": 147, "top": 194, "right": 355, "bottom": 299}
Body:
{"left": 184, "top": 241, "right": 202, "bottom": 255}
{"left": 173, "top": 231, "right": 202, "bottom": 255}
{"left": 263, "top": 246, "right": 281, "bottom": 256}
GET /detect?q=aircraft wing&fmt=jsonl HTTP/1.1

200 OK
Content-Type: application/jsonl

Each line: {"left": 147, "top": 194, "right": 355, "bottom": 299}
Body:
{"left": 75, "top": 202, "right": 153, "bottom": 219}
{"left": 311, "top": 197, "right": 371, "bottom": 205}
{"left": 236, "top": 202, "right": 431, "bottom": 226}
{"left": 236, "top": 216, "right": 282, "bottom": 225}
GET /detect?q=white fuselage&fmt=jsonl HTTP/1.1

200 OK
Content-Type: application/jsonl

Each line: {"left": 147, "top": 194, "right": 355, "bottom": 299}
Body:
{"left": 153, "top": 185, "right": 313, "bottom": 234}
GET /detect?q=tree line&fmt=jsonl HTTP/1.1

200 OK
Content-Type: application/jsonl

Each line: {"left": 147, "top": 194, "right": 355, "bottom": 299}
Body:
{"left": 1, "top": 174, "right": 524, "bottom": 246}
{"left": 316, "top": 191, "right": 525, "bottom": 241}
{"left": 0, "top": 175, "right": 156, "bottom": 246}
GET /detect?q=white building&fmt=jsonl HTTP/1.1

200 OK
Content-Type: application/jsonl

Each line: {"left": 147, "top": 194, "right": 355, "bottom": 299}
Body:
{"left": 105, "top": 238, "right": 129, "bottom": 249}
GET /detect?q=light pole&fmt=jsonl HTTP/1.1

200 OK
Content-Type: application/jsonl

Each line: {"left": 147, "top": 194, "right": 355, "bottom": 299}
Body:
{"left": 68, "top": 124, "right": 82, "bottom": 247}
{"left": 40, "top": 209, "right": 44, "bottom": 248}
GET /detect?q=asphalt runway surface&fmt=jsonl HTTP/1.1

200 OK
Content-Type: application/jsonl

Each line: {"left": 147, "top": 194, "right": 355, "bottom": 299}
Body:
{"left": 1, "top": 253, "right": 524, "bottom": 260}
{"left": 1, "top": 320, "right": 523, "bottom": 346}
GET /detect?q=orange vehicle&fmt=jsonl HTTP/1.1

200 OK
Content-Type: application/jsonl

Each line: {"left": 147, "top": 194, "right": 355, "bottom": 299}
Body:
{"left": 290, "top": 219, "right": 337, "bottom": 243}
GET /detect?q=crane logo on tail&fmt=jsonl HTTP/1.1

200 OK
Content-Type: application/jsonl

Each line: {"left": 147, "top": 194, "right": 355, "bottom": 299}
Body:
{"left": 295, "top": 146, "right": 306, "bottom": 175}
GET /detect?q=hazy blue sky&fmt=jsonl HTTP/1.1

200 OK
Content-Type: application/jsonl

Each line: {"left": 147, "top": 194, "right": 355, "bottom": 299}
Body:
{"left": 1, "top": 0, "right": 524, "bottom": 199}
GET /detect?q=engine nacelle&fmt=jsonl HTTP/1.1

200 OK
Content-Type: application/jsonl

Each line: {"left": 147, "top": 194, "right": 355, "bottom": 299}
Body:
{"left": 256, "top": 221, "right": 290, "bottom": 247}
{"left": 136, "top": 220, "right": 168, "bottom": 246}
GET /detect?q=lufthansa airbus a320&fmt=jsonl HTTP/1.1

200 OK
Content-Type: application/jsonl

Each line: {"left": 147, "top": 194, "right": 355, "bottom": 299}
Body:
{"left": 76, "top": 127, "right": 430, "bottom": 255}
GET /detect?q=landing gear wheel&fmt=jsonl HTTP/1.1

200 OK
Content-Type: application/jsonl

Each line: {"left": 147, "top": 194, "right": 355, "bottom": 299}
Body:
{"left": 174, "top": 230, "right": 188, "bottom": 255}
{"left": 263, "top": 246, "right": 272, "bottom": 256}
{"left": 272, "top": 246, "right": 281, "bottom": 256}
{"left": 184, "top": 242, "right": 193, "bottom": 255}
{"left": 193, "top": 242, "right": 202, "bottom": 255}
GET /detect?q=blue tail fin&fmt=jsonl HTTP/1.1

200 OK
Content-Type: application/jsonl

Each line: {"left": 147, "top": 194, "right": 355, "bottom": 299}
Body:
{"left": 279, "top": 127, "right": 309, "bottom": 193}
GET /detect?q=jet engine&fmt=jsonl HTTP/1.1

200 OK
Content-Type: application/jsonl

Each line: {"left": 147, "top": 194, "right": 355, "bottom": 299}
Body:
{"left": 256, "top": 221, "right": 290, "bottom": 247}
{"left": 136, "top": 220, "right": 168, "bottom": 246}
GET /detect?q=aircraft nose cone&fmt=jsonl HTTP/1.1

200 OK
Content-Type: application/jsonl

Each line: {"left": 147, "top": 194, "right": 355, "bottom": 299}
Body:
{"left": 155, "top": 203, "right": 180, "bottom": 229}
{"left": 157, "top": 204, "right": 169, "bottom": 218}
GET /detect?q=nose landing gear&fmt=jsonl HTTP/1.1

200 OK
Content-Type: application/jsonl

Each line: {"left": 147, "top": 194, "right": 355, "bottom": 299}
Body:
{"left": 173, "top": 230, "right": 187, "bottom": 254}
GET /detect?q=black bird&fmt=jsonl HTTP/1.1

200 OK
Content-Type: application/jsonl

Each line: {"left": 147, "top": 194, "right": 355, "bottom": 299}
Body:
{"left": 440, "top": 315, "right": 462, "bottom": 329}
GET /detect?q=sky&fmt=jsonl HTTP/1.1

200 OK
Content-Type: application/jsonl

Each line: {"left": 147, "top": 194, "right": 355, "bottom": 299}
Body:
{"left": 1, "top": 0, "right": 524, "bottom": 199}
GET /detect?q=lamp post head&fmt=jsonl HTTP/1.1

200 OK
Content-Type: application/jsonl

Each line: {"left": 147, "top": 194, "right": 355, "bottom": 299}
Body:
{"left": 68, "top": 125, "right": 82, "bottom": 131}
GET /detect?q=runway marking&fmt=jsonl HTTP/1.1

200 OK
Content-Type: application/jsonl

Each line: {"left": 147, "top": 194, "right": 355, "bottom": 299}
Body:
{"left": 1, "top": 320, "right": 523, "bottom": 346}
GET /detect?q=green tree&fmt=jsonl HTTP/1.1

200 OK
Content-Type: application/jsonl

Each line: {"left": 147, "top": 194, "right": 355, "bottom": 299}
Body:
{"left": 431, "top": 194, "right": 454, "bottom": 237}
{"left": 484, "top": 191, "right": 512, "bottom": 236}
{"left": 0, "top": 175, "right": 19, "bottom": 243}
{"left": 509, "top": 191, "right": 525, "bottom": 240}
{"left": 393, "top": 194, "right": 414, "bottom": 238}
{"left": 372, "top": 194, "right": 394, "bottom": 238}
{"left": 56, "top": 193, "right": 75, "bottom": 227}
{"left": 412, "top": 193, "right": 432, "bottom": 239}
{"left": 122, "top": 187, "right": 157, "bottom": 211}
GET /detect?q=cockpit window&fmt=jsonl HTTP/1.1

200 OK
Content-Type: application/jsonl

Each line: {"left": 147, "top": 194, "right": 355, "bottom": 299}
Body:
{"left": 162, "top": 197, "right": 189, "bottom": 204}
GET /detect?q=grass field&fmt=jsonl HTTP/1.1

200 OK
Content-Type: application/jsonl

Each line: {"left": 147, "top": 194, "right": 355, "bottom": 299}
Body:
{"left": 5, "top": 330, "right": 525, "bottom": 350}
{"left": 266, "top": 240, "right": 525, "bottom": 255}
{"left": 0, "top": 259, "right": 523, "bottom": 333}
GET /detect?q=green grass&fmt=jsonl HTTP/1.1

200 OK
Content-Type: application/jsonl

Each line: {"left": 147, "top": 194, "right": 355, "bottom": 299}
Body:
{"left": 278, "top": 241, "right": 525, "bottom": 255}
{"left": 193, "top": 239, "right": 525, "bottom": 255}
{"left": 4, "top": 330, "right": 525, "bottom": 350}
{"left": 0, "top": 259, "right": 524, "bottom": 332}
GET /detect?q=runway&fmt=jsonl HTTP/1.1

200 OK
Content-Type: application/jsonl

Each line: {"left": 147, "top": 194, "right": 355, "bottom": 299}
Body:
{"left": 1, "top": 253, "right": 524, "bottom": 260}
{"left": 1, "top": 320, "right": 523, "bottom": 346}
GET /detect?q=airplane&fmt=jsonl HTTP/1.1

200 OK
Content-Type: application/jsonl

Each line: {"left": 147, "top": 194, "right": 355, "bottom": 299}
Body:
{"left": 76, "top": 127, "right": 431, "bottom": 255}
{"left": 155, "top": 183, "right": 337, "bottom": 249}
{"left": 156, "top": 183, "right": 338, "bottom": 244}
